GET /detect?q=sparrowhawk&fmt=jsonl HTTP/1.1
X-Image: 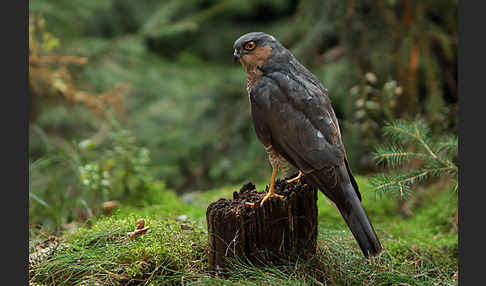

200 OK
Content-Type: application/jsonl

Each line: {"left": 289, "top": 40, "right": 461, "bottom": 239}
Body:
{"left": 233, "top": 32, "right": 382, "bottom": 258}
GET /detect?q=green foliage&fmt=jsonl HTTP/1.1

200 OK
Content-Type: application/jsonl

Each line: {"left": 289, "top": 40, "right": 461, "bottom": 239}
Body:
{"left": 29, "top": 0, "right": 458, "bottom": 193}
{"left": 289, "top": 0, "right": 457, "bottom": 171}
{"left": 29, "top": 9, "right": 271, "bottom": 193}
{"left": 29, "top": 121, "right": 171, "bottom": 229}
{"left": 343, "top": 75, "right": 402, "bottom": 169}
{"left": 30, "top": 177, "right": 458, "bottom": 285}
{"left": 369, "top": 118, "right": 458, "bottom": 198}
{"left": 28, "top": 1, "right": 458, "bottom": 283}
{"left": 29, "top": 142, "right": 87, "bottom": 228}
{"left": 77, "top": 126, "right": 153, "bottom": 203}
{"left": 29, "top": 14, "right": 60, "bottom": 56}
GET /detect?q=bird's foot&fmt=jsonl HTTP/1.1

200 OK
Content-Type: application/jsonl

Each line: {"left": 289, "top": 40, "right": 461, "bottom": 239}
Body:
{"left": 260, "top": 191, "right": 284, "bottom": 206}
{"left": 286, "top": 171, "right": 303, "bottom": 184}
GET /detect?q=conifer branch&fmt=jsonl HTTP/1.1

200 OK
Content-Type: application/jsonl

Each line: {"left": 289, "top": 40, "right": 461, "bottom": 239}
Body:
{"left": 370, "top": 119, "right": 458, "bottom": 198}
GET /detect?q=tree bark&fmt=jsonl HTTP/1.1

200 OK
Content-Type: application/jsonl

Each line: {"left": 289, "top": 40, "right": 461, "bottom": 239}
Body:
{"left": 206, "top": 178, "right": 318, "bottom": 271}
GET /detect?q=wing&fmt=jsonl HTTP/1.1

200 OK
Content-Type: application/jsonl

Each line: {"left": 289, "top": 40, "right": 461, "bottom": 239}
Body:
{"left": 249, "top": 72, "right": 361, "bottom": 200}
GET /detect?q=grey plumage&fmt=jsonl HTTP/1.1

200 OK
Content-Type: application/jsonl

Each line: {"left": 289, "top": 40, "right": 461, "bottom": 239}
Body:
{"left": 234, "top": 32, "right": 382, "bottom": 258}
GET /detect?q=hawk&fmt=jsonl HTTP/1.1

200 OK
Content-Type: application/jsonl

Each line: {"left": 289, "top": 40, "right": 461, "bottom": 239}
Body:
{"left": 233, "top": 32, "right": 383, "bottom": 258}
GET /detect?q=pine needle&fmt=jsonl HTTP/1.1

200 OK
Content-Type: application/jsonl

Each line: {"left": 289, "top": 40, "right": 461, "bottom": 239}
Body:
{"left": 370, "top": 119, "right": 457, "bottom": 198}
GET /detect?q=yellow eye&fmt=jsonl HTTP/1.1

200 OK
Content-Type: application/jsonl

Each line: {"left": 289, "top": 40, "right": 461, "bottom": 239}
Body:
{"left": 245, "top": 41, "right": 256, "bottom": 50}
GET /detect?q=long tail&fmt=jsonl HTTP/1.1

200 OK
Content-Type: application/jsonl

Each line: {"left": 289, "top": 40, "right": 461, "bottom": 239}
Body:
{"left": 336, "top": 189, "right": 383, "bottom": 258}
{"left": 307, "top": 169, "right": 383, "bottom": 258}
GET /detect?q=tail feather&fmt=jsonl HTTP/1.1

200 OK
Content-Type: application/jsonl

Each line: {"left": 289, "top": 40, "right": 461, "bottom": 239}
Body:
{"left": 336, "top": 194, "right": 383, "bottom": 257}
{"left": 307, "top": 169, "right": 383, "bottom": 258}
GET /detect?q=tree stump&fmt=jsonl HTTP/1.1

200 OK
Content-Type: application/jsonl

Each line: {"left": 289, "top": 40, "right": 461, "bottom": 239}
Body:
{"left": 206, "top": 177, "right": 318, "bottom": 271}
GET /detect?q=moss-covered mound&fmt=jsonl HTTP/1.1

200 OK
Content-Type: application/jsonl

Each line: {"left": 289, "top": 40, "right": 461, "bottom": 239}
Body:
{"left": 30, "top": 176, "right": 458, "bottom": 286}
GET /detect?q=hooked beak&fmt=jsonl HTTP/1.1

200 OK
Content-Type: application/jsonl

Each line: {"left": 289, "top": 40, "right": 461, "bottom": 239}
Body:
{"left": 233, "top": 49, "right": 240, "bottom": 63}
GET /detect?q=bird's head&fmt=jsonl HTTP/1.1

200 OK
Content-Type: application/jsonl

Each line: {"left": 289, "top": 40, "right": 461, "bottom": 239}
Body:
{"left": 233, "top": 32, "right": 280, "bottom": 72}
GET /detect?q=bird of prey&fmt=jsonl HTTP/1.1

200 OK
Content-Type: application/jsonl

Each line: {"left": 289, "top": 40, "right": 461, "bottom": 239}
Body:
{"left": 233, "top": 32, "right": 383, "bottom": 258}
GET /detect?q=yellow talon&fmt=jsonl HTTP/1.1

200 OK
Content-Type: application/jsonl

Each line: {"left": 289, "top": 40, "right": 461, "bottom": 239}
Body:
{"left": 260, "top": 167, "right": 284, "bottom": 206}
{"left": 287, "top": 171, "right": 303, "bottom": 184}
{"left": 260, "top": 190, "right": 284, "bottom": 206}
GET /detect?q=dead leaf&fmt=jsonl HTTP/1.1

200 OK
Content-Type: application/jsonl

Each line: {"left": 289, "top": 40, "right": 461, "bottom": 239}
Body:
{"left": 127, "top": 219, "right": 149, "bottom": 240}
{"left": 136, "top": 219, "right": 145, "bottom": 229}
{"left": 180, "top": 224, "right": 194, "bottom": 231}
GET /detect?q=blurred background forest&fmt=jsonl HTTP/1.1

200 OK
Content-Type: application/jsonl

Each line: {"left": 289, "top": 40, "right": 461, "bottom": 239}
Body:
{"left": 29, "top": 0, "right": 458, "bottom": 229}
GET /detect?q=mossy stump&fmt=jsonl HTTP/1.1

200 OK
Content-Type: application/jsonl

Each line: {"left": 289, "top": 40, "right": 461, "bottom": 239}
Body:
{"left": 206, "top": 177, "right": 318, "bottom": 271}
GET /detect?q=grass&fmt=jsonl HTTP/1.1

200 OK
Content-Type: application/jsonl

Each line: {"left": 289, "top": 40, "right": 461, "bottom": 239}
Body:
{"left": 29, "top": 176, "right": 458, "bottom": 285}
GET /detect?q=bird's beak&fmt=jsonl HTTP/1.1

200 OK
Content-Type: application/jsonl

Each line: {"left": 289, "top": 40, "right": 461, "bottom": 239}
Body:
{"left": 233, "top": 49, "right": 240, "bottom": 63}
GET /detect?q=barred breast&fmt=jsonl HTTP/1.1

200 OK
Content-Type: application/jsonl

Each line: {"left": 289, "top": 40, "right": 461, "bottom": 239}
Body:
{"left": 265, "top": 145, "right": 295, "bottom": 175}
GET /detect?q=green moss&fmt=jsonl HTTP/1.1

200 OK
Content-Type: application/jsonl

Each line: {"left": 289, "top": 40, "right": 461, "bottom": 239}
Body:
{"left": 30, "top": 176, "right": 457, "bottom": 285}
{"left": 32, "top": 212, "right": 207, "bottom": 285}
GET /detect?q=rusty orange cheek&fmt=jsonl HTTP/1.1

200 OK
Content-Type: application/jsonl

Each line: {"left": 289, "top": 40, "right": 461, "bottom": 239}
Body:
{"left": 239, "top": 54, "right": 254, "bottom": 69}
{"left": 240, "top": 54, "right": 248, "bottom": 62}
{"left": 240, "top": 46, "right": 272, "bottom": 68}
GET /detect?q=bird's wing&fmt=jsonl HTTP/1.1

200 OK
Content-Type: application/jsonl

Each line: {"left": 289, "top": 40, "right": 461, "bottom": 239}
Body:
{"left": 250, "top": 72, "right": 361, "bottom": 200}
